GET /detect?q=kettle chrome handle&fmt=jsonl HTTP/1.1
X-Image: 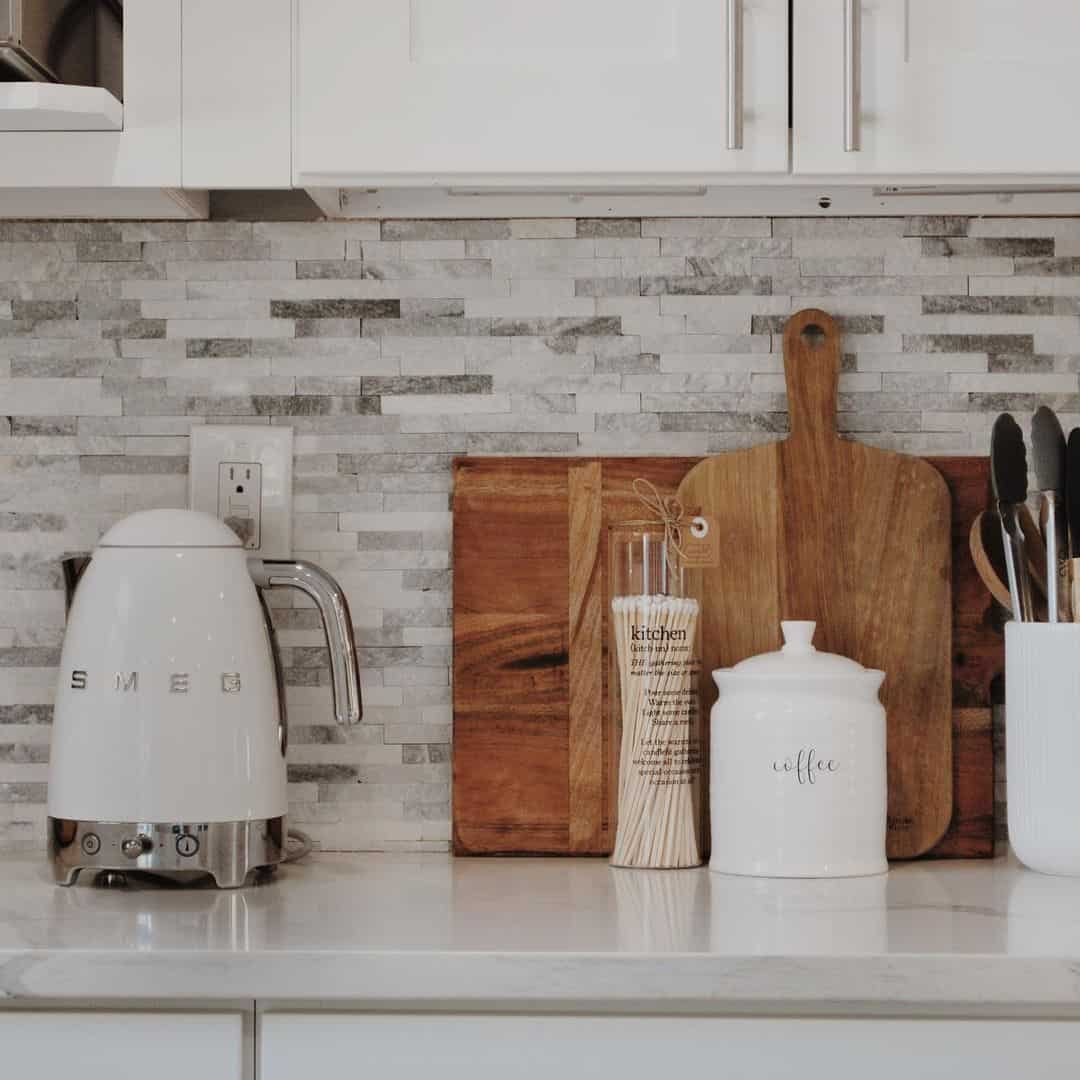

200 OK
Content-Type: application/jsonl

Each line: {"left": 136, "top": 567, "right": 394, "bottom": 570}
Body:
{"left": 248, "top": 559, "right": 363, "bottom": 726}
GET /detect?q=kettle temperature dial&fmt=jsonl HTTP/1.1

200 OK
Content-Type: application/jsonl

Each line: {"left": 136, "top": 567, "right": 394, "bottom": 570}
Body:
{"left": 121, "top": 834, "right": 153, "bottom": 859}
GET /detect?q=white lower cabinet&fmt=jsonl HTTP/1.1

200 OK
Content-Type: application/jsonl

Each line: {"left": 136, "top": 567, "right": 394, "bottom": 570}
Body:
{"left": 261, "top": 1013, "right": 1080, "bottom": 1079}
{"left": 1, "top": 1011, "right": 246, "bottom": 1080}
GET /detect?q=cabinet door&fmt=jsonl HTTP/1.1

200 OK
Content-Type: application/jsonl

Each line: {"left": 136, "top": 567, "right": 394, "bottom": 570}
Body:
{"left": 295, "top": 0, "right": 789, "bottom": 184}
{"left": 182, "top": 0, "right": 293, "bottom": 188}
{"left": 794, "top": 0, "right": 1080, "bottom": 176}
{"left": 262, "top": 1014, "right": 1080, "bottom": 1080}
{"left": 0, "top": 1012, "right": 245, "bottom": 1080}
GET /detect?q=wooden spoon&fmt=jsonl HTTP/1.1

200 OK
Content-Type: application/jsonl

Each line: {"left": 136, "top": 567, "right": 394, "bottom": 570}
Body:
{"left": 971, "top": 511, "right": 1048, "bottom": 618}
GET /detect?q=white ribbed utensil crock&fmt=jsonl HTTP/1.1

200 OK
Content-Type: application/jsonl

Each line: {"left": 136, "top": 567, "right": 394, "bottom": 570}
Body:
{"left": 1006, "top": 623, "right": 1080, "bottom": 876}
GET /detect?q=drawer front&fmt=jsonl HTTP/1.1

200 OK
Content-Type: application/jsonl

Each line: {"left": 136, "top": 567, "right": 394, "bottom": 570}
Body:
{"left": 1, "top": 1011, "right": 245, "bottom": 1080}
{"left": 262, "top": 1013, "right": 1080, "bottom": 1079}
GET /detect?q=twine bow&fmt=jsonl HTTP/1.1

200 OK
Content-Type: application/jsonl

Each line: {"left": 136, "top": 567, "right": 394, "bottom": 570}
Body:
{"left": 627, "top": 477, "right": 692, "bottom": 566}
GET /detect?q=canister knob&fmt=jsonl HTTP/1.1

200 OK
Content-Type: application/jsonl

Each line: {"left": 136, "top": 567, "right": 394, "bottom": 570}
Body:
{"left": 781, "top": 620, "right": 817, "bottom": 654}
{"left": 121, "top": 835, "right": 152, "bottom": 859}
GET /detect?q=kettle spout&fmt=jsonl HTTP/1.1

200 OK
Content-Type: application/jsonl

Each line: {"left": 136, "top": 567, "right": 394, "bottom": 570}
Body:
{"left": 60, "top": 556, "right": 91, "bottom": 617}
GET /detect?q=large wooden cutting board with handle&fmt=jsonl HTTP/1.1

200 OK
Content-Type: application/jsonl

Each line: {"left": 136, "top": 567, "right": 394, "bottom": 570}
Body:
{"left": 677, "top": 308, "right": 953, "bottom": 858}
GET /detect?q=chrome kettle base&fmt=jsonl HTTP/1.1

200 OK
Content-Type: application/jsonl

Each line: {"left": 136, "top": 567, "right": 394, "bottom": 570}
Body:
{"left": 48, "top": 815, "right": 285, "bottom": 889}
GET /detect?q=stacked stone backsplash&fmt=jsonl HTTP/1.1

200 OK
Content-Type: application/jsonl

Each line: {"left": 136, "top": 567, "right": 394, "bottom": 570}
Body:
{"left": 3, "top": 212, "right": 1078, "bottom": 853}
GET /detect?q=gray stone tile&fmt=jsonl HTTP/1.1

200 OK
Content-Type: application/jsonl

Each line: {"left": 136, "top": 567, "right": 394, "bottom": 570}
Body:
{"left": 903, "top": 216, "right": 970, "bottom": 237}
{"left": 382, "top": 220, "right": 512, "bottom": 241}
{"left": 296, "top": 260, "right": 364, "bottom": 280}
{"left": 490, "top": 316, "right": 621, "bottom": 337}
{"left": 658, "top": 412, "right": 788, "bottom": 432}
{"left": 751, "top": 314, "right": 884, "bottom": 335}
{"left": 904, "top": 333, "right": 1035, "bottom": 355}
{"left": 575, "top": 277, "right": 640, "bottom": 297}
{"left": 643, "top": 275, "right": 772, "bottom": 296}
{"left": 988, "top": 353, "right": 1057, "bottom": 373}
{"left": 0, "top": 705, "right": 53, "bottom": 725}
{"left": 1014, "top": 258, "right": 1080, "bottom": 276}
{"left": 271, "top": 299, "right": 401, "bottom": 319}
{"left": 79, "top": 455, "right": 189, "bottom": 475}
{"left": 76, "top": 241, "right": 142, "bottom": 262}
{"left": 10, "top": 417, "right": 78, "bottom": 436}
{"left": 11, "top": 356, "right": 109, "bottom": 377}
{"left": 186, "top": 338, "right": 253, "bottom": 358}
{"left": 576, "top": 218, "right": 641, "bottom": 238}
{"left": 922, "top": 237, "right": 1054, "bottom": 257}
{"left": 362, "top": 375, "right": 493, "bottom": 395}
{"left": 11, "top": 300, "right": 76, "bottom": 320}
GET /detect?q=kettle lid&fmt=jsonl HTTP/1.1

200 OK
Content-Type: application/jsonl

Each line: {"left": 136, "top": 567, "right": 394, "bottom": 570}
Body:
{"left": 98, "top": 509, "right": 242, "bottom": 548}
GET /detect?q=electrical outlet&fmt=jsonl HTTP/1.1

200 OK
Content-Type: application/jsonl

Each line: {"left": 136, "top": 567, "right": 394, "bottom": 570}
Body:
{"left": 218, "top": 461, "right": 263, "bottom": 549}
{"left": 190, "top": 426, "right": 293, "bottom": 558}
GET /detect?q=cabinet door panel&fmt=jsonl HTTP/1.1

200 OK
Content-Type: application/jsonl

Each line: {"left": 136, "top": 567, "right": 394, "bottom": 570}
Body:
{"left": 0, "top": 1012, "right": 244, "bottom": 1080}
{"left": 295, "top": 0, "right": 789, "bottom": 183}
{"left": 262, "top": 1014, "right": 1080, "bottom": 1080}
{"left": 182, "top": 0, "right": 292, "bottom": 188}
{"left": 795, "top": 0, "right": 1080, "bottom": 176}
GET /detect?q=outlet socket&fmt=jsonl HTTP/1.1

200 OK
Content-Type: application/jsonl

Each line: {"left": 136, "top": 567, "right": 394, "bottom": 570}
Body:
{"left": 190, "top": 426, "right": 293, "bottom": 558}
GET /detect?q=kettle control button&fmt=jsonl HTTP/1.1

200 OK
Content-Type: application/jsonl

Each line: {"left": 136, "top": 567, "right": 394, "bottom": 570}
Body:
{"left": 176, "top": 834, "right": 200, "bottom": 858}
{"left": 121, "top": 835, "right": 152, "bottom": 859}
{"left": 81, "top": 832, "right": 101, "bottom": 856}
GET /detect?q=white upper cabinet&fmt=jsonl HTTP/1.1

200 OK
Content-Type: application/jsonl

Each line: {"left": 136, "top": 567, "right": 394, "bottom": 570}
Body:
{"left": 182, "top": 0, "right": 293, "bottom": 189}
{"left": 794, "top": 0, "right": 1080, "bottom": 177}
{"left": 294, "top": 0, "right": 790, "bottom": 185}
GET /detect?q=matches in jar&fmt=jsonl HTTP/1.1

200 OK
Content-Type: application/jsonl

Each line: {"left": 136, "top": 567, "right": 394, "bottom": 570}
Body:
{"left": 609, "top": 524, "right": 705, "bottom": 869}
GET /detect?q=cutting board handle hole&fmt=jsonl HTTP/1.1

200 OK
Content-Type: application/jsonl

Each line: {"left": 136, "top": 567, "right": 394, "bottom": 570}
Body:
{"left": 800, "top": 323, "right": 827, "bottom": 348}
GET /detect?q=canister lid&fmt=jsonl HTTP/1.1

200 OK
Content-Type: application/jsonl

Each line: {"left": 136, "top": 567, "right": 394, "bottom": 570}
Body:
{"left": 721, "top": 621, "right": 881, "bottom": 679}
{"left": 98, "top": 509, "right": 242, "bottom": 548}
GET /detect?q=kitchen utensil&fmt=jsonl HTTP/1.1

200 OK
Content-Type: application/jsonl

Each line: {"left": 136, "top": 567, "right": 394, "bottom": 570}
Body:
{"left": 1031, "top": 406, "right": 1069, "bottom": 621}
{"left": 1066, "top": 428, "right": 1080, "bottom": 620}
{"left": 47, "top": 509, "right": 362, "bottom": 887}
{"left": 710, "top": 620, "right": 887, "bottom": 878}
{"left": 1017, "top": 504, "right": 1049, "bottom": 598}
{"left": 970, "top": 510, "right": 1049, "bottom": 619}
{"left": 676, "top": 309, "right": 952, "bottom": 859}
{"left": 1067, "top": 429, "right": 1080, "bottom": 557}
{"left": 991, "top": 413, "right": 1035, "bottom": 623}
{"left": 1006, "top": 623, "right": 1080, "bottom": 875}
{"left": 452, "top": 455, "right": 997, "bottom": 859}
{"left": 970, "top": 511, "right": 1015, "bottom": 613}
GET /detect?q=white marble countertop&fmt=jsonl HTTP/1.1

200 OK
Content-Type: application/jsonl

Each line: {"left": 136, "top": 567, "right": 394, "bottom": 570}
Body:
{"left": 3, "top": 852, "right": 1080, "bottom": 1013}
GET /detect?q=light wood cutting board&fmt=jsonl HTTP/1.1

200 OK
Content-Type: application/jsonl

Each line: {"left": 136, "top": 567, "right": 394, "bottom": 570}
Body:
{"left": 677, "top": 309, "right": 953, "bottom": 858}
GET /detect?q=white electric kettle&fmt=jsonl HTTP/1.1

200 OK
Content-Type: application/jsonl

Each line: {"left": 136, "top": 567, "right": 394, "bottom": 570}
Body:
{"left": 47, "top": 509, "right": 361, "bottom": 888}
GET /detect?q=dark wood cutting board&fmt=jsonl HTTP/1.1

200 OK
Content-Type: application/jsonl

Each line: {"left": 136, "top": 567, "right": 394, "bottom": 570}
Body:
{"left": 453, "top": 453, "right": 998, "bottom": 859}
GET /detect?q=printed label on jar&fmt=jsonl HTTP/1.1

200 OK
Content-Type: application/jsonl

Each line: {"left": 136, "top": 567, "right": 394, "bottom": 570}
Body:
{"left": 772, "top": 746, "right": 839, "bottom": 785}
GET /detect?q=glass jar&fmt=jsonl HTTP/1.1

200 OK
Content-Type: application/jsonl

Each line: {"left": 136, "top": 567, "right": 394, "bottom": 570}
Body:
{"left": 609, "top": 525, "right": 704, "bottom": 869}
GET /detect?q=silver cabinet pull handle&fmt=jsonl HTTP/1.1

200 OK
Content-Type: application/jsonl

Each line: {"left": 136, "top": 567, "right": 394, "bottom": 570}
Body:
{"left": 843, "top": 0, "right": 861, "bottom": 151}
{"left": 726, "top": 0, "right": 744, "bottom": 150}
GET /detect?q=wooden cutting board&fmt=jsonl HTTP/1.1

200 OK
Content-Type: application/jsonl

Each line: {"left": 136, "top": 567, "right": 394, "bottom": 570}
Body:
{"left": 677, "top": 309, "right": 953, "bottom": 859}
{"left": 453, "top": 456, "right": 997, "bottom": 860}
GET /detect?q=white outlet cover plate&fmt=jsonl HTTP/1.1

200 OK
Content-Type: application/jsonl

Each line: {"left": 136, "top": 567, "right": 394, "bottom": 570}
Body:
{"left": 189, "top": 426, "right": 293, "bottom": 558}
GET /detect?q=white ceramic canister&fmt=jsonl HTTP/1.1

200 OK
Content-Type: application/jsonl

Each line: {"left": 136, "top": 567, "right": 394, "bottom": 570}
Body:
{"left": 1005, "top": 622, "right": 1080, "bottom": 876}
{"left": 709, "top": 620, "right": 887, "bottom": 878}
